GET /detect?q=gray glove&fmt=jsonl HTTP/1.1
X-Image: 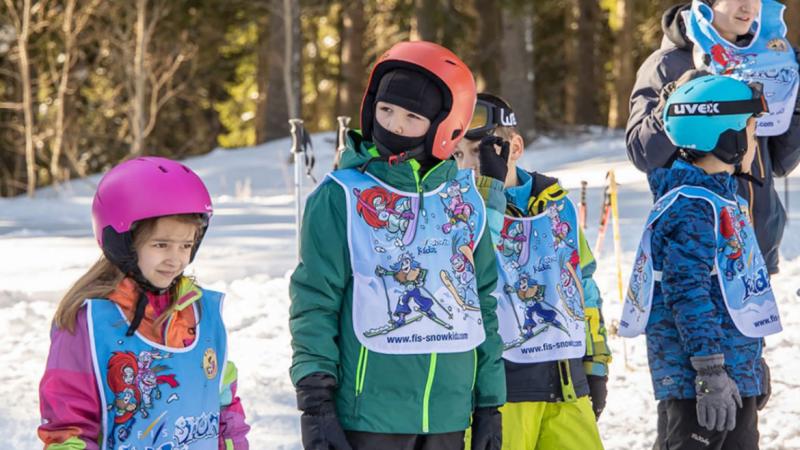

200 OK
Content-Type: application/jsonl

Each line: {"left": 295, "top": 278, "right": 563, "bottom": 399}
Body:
{"left": 691, "top": 354, "right": 743, "bottom": 432}
{"left": 756, "top": 357, "right": 771, "bottom": 411}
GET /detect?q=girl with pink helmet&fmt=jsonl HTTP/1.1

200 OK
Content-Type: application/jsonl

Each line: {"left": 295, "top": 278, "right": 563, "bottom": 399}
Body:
{"left": 38, "top": 157, "right": 250, "bottom": 449}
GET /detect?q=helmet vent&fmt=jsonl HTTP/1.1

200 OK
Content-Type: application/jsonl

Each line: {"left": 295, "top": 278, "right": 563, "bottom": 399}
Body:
{"left": 158, "top": 165, "right": 168, "bottom": 173}
{"left": 451, "top": 129, "right": 461, "bottom": 139}
{"left": 444, "top": 59, "right": 457, "bottom": 66}
{"left": 181, "top": 165, "right": 190, "bottom": 173}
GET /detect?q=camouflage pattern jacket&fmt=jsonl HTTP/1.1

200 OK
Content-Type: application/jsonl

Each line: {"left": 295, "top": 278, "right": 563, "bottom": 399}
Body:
{"left": 645, "top": 160, "right": 764, "bottom": 400}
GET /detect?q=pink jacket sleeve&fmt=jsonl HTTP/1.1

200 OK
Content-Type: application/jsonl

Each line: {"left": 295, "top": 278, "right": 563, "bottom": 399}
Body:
{"left": 218, "top": 362, "right": 250, "bottom": 449}
{"left": 38, "top": 308, "right": 102, "bottom": 450}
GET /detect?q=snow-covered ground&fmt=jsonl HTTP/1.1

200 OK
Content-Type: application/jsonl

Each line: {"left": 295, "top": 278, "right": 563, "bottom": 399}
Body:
{"left": 2, "top": 129, "right": 799, "bottom": 449}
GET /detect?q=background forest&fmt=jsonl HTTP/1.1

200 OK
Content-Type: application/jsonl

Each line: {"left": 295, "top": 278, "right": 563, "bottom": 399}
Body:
{"left": 2, "top": 0, "right": 799, "bottom": 197}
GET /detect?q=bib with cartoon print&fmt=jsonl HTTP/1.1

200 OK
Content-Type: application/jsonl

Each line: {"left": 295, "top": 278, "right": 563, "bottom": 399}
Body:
{"left": 684, "top": 0, "right": 799, "bottom": 136}
{"left": 492, "top": 197, "right": 586, "bottom": 363}
{"left": 88, "top": 291, "right": 227, "bottom": 450}
{"left": 327, "top": 168, "right": 487, "bottom": 355}
{"left": 619, "top": 186, "right": 782, "bottom": 338}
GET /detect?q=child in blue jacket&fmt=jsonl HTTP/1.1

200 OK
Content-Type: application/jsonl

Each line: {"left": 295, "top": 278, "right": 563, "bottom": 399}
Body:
{"left": 620, "top": 72, "right": 783, "bottom": 450}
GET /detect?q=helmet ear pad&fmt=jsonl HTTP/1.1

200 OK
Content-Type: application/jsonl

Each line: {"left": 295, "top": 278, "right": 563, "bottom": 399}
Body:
{"left": 361, "top": 61, "right": 453, "bottom": 158}
{"left": 102, "top": 226, "right": 138, "bottom": 275}
{"left": 713, "top": 127, "right": 750, "bottom": 165}
{"left": 680, "top": 128, "right": 749, "bottom": 165}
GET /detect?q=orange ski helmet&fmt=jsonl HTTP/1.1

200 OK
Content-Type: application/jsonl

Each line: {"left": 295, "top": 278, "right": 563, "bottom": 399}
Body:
{"left": 360, "top": 41, "right": 476, "bottom": 160}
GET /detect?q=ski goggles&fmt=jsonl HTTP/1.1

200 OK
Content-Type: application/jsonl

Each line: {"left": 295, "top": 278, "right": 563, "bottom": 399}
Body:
{"left": 465, "top": 98, "right": 518, "bottom": 140}
{"left": 666, "top": 81, "right": 769, "bottom": 119}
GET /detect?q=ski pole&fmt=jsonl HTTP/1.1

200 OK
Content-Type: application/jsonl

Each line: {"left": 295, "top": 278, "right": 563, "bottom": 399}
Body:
{"left": 504, "top": 288, "right": 524, "bottom": 334}
{"left": 378, "top": 273, "right": 394, "bottom": 322}
{"left": 609, "top": 170, "right": 624, "bottom": 303}
{"left": 593, "top": 182, "right": 611, "bottom": 257}
{"left": 422, "top": 286, "right": 454, "bottom": 319}
{"left": 579, "top": 180, "right": 588, "bottom": 230}
{"left": 334, "top": 116, "right": 351, "bottom": 170}
{"left": 290, "top": 118, "right": 305, "bottom": 261}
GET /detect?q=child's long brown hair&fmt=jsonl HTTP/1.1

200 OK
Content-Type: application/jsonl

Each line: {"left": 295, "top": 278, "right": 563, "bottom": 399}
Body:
{"left": 54, "top": 214, "right": 205, "bottom": 334}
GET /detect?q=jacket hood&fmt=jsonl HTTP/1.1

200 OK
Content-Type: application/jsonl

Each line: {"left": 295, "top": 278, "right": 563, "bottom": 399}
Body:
{"left": 662, "top": 3, "right": 693, "bottom": 50}
{"left": 648, "top": 159, "right": 738, "bottom": 200}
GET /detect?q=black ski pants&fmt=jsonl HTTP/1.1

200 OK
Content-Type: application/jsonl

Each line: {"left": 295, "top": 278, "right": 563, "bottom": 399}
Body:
{"left": 652, "top": 397, "right": 759, "bottom": 450}
{"left": 344, "top": 430, "right": 465, "bottom": 450}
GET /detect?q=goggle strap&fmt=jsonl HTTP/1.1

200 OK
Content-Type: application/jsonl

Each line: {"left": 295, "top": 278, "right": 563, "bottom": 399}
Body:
{"left": 667, "top": 98, "right": 768, "bottom": 117}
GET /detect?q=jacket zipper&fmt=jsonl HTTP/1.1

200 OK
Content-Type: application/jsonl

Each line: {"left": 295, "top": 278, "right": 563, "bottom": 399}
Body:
{"left": 422, "top": 352, "right": 438, "bottom": 432}
{"left": 354, "top": 345, "right": 368, "bottom": 416}
{"left": 412, "top": 160, "right": 448, "bottom": 220}
{"left": 410, "top": 161, "right": 448, "bottom": 432}
{"left": 471, "top": 349, "right": 478, "bottom": 409}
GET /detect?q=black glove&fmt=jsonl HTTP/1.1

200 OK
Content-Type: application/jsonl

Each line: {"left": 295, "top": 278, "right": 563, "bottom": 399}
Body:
{"left": 478, "top": 135, "right": 510, "bottom": 182}
{"left": 653, "top": 81, "right": 677, "bottom": 128}
{"left": 470, "top": 406, "right": 502, "bottom": 450}
{"left": 587, "top": 375, "right": 608, "bottom": 420}
{"left": 296, "top": 373, "right": 353, "bottom": 450}
{"left": 756, "top": 357, "right": 771, "bottom": 411}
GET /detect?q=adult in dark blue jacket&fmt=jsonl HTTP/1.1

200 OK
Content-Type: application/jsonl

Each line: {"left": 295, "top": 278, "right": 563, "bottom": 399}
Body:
{"left": 626, "top": 0, "right": 800, "bottom": 277}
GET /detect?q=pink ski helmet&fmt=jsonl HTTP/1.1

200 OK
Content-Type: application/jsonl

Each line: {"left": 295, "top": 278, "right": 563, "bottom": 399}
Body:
{"left": 92, "top": 157, "right": 213, "bottom": 274}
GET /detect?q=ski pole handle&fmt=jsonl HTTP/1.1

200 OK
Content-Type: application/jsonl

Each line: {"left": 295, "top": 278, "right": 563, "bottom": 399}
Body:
{"left": 290, "top": 119, "right": 305, "bottom": 154}
{"left": 335, "top": 116, "right": 351, "bottom": 170}
{"left": 579, "top": 180, "right": 588, "bottom": 229}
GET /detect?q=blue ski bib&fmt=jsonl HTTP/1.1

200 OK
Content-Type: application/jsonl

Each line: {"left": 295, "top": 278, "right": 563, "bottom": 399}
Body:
{"left": 619, "top": 186, "right": 782, "bottom": 338}
{"left": 327, "top": 168, "right": 487, "bottom": 355}
{"left": 685, "top": 0, "right": 799, "bottom": 136}
{"left": 492, "top": 197, "right": 586, "bottom": 363}
{"left": 88, "top": 291, "right": 227, "bottom": 450}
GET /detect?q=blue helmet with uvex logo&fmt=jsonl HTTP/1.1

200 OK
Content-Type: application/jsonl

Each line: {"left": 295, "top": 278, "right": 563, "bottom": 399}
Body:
{"left": 663, "top": 74, "right": 768, "bottom": 164}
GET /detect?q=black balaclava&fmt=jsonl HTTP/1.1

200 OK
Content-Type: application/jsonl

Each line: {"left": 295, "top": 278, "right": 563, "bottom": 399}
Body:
{"left": 371, "top": 68, "right": 443, "bottom": 170}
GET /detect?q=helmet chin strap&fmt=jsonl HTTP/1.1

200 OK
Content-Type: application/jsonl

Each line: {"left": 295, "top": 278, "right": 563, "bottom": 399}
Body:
{"left": 734, "top": 164, "right": 765, "bottom": 187}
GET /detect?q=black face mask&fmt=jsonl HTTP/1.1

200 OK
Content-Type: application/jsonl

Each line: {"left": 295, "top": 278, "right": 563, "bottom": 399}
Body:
{"left": 372, "top": 120, "right": 426, "bottom": 156}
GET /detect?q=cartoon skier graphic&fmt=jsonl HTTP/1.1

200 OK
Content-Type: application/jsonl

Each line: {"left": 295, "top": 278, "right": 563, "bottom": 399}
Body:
{"left": 355, "top": 186, "right": 418, "bottom": 246}
{"left": 546, "top": 203, "right": 573, "bottom": 250}
{"left": 504, "top": 273, "right": 570, "bottom": 341}
{"left": 136, "top": 350, "right": 179, "bottom": 419}
{"left": 557, "top": 250, "right": 585, "bottom": 320}
{"left": 626, "top": 252, "right": 649, "bottom": 313}
{"left": 440, "top": 249, "right": 481, "bottom": 313}
{"left": 720, "top": 206, "right": 746, "bottom": 280}
{"left": 497, "top": 220, "right": 527, "bottom": 261}
{"left": 448, "top": 252, "right": 477, "bottom": 301}
{"left": 370, "top": 252, "right": 453, "bottom": 335}
{"left": 106, "top": 351, "right": 141, "bottom": 448}
{"left": 439, "top": 233, "right": 481, "bottom": 313}
{"left": 440, "top": 180, "right": 475, "bottom": 234}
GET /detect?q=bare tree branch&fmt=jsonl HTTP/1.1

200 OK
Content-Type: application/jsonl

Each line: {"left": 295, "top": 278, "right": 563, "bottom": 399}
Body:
{"left": 0, "top": 102, "right": 23, "bottom": 110}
